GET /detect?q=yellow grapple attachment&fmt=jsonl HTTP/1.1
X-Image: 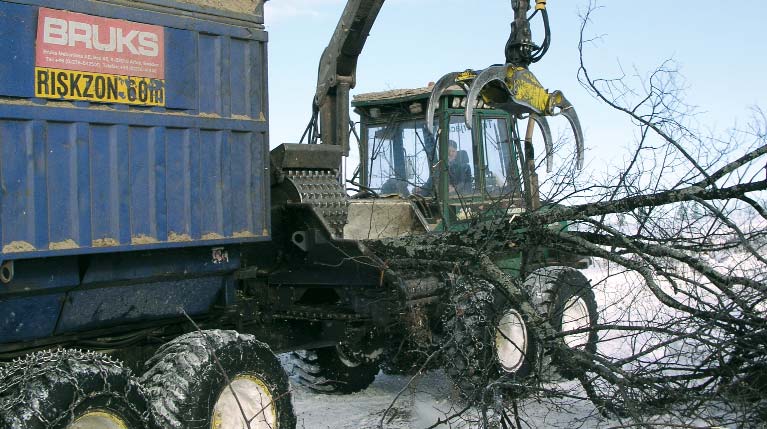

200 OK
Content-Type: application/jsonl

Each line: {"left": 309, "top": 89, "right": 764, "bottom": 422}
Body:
{"left": 426, "top": 64, "right": 584, "bottom": 170}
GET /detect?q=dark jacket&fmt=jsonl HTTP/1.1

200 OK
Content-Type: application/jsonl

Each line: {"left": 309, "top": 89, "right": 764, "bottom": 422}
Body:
{"left": 448, "top": 150, "right": 473, "bottom": 193}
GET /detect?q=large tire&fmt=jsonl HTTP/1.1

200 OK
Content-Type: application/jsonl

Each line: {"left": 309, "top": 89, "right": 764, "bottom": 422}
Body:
{"left": 525, "top": 267, "right": 598, "bottom": 379}
{"left": 0, "top": 349, "right": 150, "bottom": 429}
{"left": 442, "top": 276, "right": 537, "bottom": 399}
{"left": 291, "top": 345, "right": 379, "bottom": 394}
{"left": 141, "top": 329, "right": 296, "bottom": 429}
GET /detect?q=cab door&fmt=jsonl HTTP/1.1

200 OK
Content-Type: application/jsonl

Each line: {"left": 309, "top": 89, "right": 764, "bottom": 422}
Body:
{"left": 440, "top": 111, "right": 522, "bottom": 229}
{"left": 476, "top": 113, "right": 523, "bottom": 202}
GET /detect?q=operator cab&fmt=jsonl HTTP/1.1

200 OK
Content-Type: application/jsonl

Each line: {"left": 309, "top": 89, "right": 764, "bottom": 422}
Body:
{"left": 346, "top": 84, "right": 529, "bottom": 238}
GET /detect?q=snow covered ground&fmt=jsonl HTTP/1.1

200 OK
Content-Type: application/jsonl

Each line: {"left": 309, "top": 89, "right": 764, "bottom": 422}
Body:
{"left": 289, "top": 369, "right": 740, "bottom": 429}
{"left": 287, "top": 369, "right": 607, "bottom": 429}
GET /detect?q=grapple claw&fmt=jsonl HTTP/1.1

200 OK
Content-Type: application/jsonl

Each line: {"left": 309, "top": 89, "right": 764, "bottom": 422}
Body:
{"left": 547, "top": 91, "right": 584, "bottom": 169}
{"left": 530, "top": 113, "right": 554, "bottom": 172}
{"left": 426, "top": 65, "right": 584, "bottom": 170}
{"left": 563, "top": 107, "right": 584, "bottom": 169}
{"left": 426, "top": 71, "right": 462, "bottom": 135}
{"left": 464, "top": 65, "right": 509, "bottom": 129}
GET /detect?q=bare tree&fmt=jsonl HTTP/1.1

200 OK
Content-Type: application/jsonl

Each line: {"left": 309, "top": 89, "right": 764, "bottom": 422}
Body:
{"left": 360, "top": 3, "right": 767, "bottom": 428}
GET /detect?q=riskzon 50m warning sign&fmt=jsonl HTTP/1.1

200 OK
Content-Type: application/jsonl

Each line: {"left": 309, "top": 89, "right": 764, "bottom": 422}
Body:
{"left": 35, "top": 68, "right": 164, "bottom": 106}
{"left": 34, "top": 8, "right": 165, "bottom": 106}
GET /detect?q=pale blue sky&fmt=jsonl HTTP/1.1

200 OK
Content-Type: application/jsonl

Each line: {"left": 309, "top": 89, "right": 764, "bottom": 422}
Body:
{"left": 264, "top": 0, "right": 765, "bottom": 173}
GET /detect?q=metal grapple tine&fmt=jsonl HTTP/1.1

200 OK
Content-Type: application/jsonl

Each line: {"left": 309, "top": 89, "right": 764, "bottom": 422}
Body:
{"left": 530, "top": 113, "right": 554, "bottom": 172}
{"left": 464, "top": 65, "right": 508, "bottom": 129}
{"left": 547, "top": 91, "right": 585, "bottom": 170}
{"left": 426, "top": 71, "right": 461, "bottom": 135}
{"left": 559, "top": 102, "right": 584, "bottom": 169}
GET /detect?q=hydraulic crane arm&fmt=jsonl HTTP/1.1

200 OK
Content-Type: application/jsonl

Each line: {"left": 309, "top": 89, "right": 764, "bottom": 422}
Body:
{"left": 312, "top": 0, "right": 385, "bottom": 155}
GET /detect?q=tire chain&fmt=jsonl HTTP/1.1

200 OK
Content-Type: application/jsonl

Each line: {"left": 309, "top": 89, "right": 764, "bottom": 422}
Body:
{"left": 380, "top": 257, "right": 458, "bottom": 371}
{"left": 290, "top": 347, "right": 378, "bottom": 394}
{"left": 141, "top": 329, "right": 296, "bottom": 429}
{"left": 523, "top": 267, "right": 598, "bottom": 380}
{"left": 0, "top": 349, "right": 150, "bottom": 428}
{"left": 441, "top": 278, "right": 501, "bottom": 398}
{"left": 141, "top": 329, "right": 243, "bottom": 429}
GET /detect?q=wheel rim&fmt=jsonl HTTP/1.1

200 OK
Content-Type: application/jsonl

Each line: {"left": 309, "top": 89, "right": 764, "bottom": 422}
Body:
{"left": 495, "top": 308, "right": 528, "bottom": 373}
{"left": 68, "top": 410, "right": 128, "bottom": 429}
{"left": 211, "top": 374, "right": 278, "bottom": 429}
{"left": 336, "top": 344, "right": 361, "bottom": 368}
{"left": 336, "top": 343, "right": 384, "bottom": 368}
{"left": 562, "top": 296, "right": 591, "bottom": 348}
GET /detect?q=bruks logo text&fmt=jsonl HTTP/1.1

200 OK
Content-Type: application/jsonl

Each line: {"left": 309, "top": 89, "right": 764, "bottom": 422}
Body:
{"left": 42, "top": 17, "right": 160, "bottom": 57}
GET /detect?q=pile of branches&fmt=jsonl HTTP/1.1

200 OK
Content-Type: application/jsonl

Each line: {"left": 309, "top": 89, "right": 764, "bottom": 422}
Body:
{"left": 368, "top": 5, "right": 767, "bottom": 425}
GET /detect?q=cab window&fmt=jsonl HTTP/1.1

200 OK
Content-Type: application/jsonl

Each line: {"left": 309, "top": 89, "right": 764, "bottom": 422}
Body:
{"left": 367, "top": 119, "right": 438, "bottom": 197}
{"left": 481, "top": 117, "right": 517, "bottom": 196}
{"left": 446, "top": 116, "right": 476, "bottom": 195}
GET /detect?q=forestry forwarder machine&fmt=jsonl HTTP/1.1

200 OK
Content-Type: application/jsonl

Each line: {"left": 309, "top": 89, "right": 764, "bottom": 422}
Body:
{"left": 0, "top": 0, "right": 600, "bottom": 428}
{"left": 287, "top": 0, "right": 600, "bottom": 408}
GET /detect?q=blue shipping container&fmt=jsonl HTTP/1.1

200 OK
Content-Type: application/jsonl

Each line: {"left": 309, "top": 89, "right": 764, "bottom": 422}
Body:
{"left": 0, "top": 0, "right": 270, "bottom": 262}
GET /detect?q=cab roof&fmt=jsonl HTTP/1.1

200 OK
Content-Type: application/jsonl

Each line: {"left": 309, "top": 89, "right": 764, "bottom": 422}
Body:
{"left": 352, "top": 85, "right": 464, "bottom": 107}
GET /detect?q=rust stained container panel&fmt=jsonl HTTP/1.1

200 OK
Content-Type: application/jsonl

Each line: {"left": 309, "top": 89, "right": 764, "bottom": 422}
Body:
{"left": 0, "top": 0, "right": 270, "bottom": 260}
